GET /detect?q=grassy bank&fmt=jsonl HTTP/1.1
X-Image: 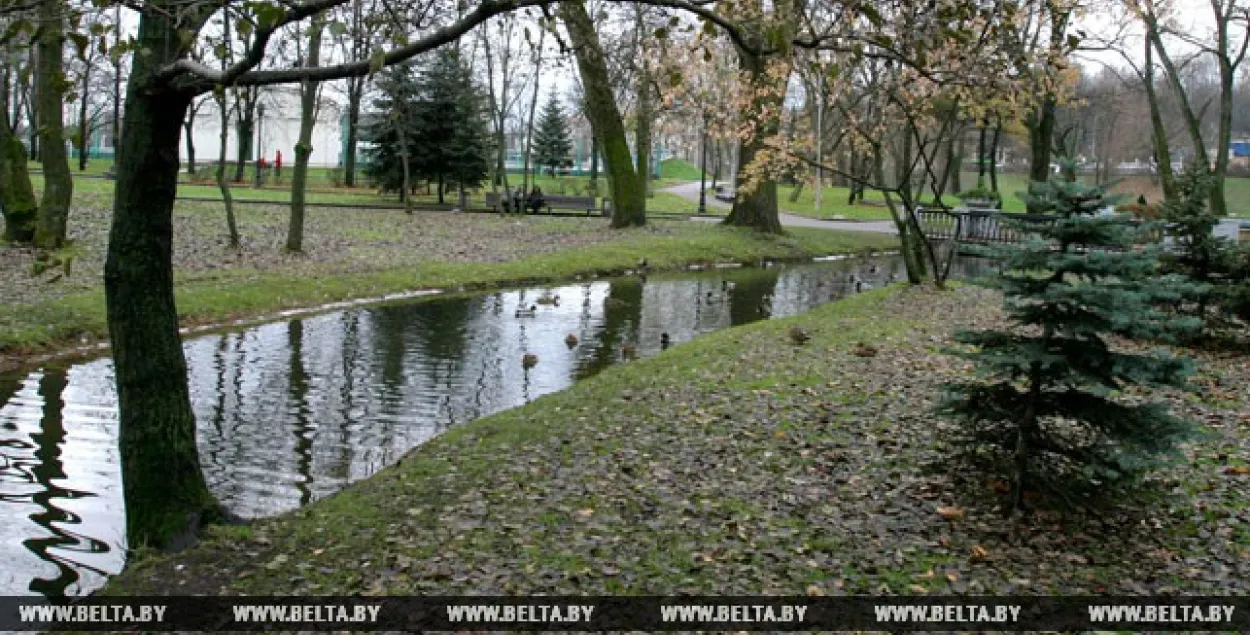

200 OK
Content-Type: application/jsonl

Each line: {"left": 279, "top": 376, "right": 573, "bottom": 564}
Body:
{"left": 0, "top": 206, "right": 895, "bottom": 361}
{"left": 779, "top": 172, "right": 1250, "bottom": 220}
{"left": 102, "top": 284, "right": 1250, "bottom": 596}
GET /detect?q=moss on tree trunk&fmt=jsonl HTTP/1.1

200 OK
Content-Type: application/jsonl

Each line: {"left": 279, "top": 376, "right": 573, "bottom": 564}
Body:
{"left": 722, "top": 35, "right": 785, "bottom": 234}
{"left": 559, "top": 0, "right": 645, "bottom": 228}
{"left": 0, "top": 130, "right": 38, "bottom": 242}
{"left": 287, "top": 17, "right": 324, "bottom": 253}
{"left": 33, "top": 0, "right": 73, "bottom": 249}
{"left": 104, "top": 7, "right": 220, "bottom": 549}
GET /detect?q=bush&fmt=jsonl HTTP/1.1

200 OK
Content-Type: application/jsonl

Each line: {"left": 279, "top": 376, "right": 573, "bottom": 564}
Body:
{"left": 942, "top": 161, "right": 1202, "bottom": 511}
{"left": 326, "top": 167, "right": 344, "bottom": 188}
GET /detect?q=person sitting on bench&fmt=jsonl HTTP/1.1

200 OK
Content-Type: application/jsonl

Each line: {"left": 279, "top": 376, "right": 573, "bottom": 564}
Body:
{"left": 526, "top": 186, "right": 546, "bottom": 214}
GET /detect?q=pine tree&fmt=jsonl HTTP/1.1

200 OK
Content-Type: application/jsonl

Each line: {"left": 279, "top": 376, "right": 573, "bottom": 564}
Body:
{"left": 1159, "top": 163, "right": 1235, "bottom": 327}
{"left": 362, "top": 65, "right": 420, "bottom": 197}
{"left": 408, "top": 48, "right": 493, "bottom": 204}
{"left": 532, "top": 94, "right": 573, "bottom": 177}
{"left": 941, "top": 161, "right": 1204, "bottom": 511}
{"left": 363, "top": 51, "right": 492, "bottom": 204}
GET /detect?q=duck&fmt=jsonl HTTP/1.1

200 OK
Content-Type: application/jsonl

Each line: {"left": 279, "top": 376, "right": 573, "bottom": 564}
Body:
{"left": 565, "top": 333, "right": 579, "bottom": 347}
{"left": 853, "top": 342, "right": 878, "bottom": 358}
{"left": 522, "top": 352, "right": 539, "bottom": 368}
{"left": 788, "top": 326, "right": 810, "bottom": 345}
{"left": 536, "top": 294, "right": 560, "bottom": 306}
{"left": 660, "top": 333, "right": 671, "bottom": 349}
{"left": 621, "top": 342, "right": 638, "bottom": 361}
{"left": 514, "top": 304, "right": 538, "bottom": 318}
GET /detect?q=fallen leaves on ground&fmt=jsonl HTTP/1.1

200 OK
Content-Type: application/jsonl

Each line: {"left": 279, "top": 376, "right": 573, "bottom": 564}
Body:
{"left": 104, "top": 286, "right": 1250, "bottom": 597}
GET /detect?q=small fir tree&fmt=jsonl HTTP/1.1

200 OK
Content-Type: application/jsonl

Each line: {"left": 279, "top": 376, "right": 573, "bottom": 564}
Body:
{"left": 362, "top": 65, "right": 421, "bottom": 197}
{"left": 1159, "top": 163, "right": 1239, "bottom": 328}
{"left": 532, "top": 94, "right": 573, "bottom": 177}
{"left": 941, "top": 162, "right": 1204, "bottom": 511}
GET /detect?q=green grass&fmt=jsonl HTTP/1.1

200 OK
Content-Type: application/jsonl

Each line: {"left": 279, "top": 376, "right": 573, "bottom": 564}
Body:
{"left": 0, "top": 224, "right": 895, "bottom": 354}
{"left": 99, "top": 283, "right": 1250, "bottom": 597}
{"left": 30, "top": 169, "right": 703, "bottom": 210}
{"left": 659, "top": 158, "right": 705, "bottom": 181}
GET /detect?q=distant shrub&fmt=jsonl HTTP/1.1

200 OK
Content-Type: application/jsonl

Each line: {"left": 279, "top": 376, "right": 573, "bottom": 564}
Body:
{"left": 326, "top": 167, "right": 344, "bottom": 188}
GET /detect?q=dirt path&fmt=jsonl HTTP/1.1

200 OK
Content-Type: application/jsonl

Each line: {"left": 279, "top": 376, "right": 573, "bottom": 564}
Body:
{"left": 660, "top": 182, "right": 899, "bottom": 234}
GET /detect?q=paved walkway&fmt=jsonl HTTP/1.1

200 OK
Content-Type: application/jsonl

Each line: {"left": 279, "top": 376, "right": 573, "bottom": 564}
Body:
{"left": 660, "top": 182, "right": 897, "bottom": 235}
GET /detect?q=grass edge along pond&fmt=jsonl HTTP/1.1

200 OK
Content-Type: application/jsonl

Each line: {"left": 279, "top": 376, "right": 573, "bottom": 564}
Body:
{"left": 0, "top": 225, "right": 896, "bottom": 363}
{"left": 101, "top": 283, "right": 1250, "bottom": 596}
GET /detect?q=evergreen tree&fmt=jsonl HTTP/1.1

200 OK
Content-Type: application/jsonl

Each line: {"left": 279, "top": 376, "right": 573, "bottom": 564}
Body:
{"left": 409, "top": 48, "right": 493, "bottom": 204}
{"left": 532, "top": 94, "right": 573, "bottom": 177}
{"left": 941, "top": 161, "right": 1204, "bottom": 511}
{"left": 363, "top": 51, "right": 492, "bottom": 204}
{"left": 1159, "top": 163, "right": 1239, "bottom": 327}
{"left": 362, "top": 65, "right": 421, "bottom": 197}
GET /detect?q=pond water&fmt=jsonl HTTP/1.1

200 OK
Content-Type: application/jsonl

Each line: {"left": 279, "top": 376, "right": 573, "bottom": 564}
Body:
{"left": 0, "top": 255, "right": 987, "bottom": 597}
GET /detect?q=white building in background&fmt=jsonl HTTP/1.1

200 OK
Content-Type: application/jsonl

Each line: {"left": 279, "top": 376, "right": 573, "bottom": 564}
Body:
{"left": 179, "top": 88, "right": 346, "bottom": 169}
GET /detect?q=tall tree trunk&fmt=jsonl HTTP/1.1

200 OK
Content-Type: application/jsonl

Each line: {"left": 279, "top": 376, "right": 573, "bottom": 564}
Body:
{"left": 559, "top": 0, "right": 645, "bottom": 228}
{"left": 344, "top": 83, "right": 362, "bottom": 187}
{"left": 989, "top": 122, "right": 1000, "bottom": 193}
{"left": 104, "top": 5, "right": 221, "bottom": 549}
{"left": 1210, "top": 10, "right": 1234, "bottom": 218}
{"left": 633, "top": 5, "right": 653, "bottom": 195}
{"left": 233, "top": 92, "right": 254, "bottom": 183}
{"left": 1025, "top": 96, "right": 1056, "bottom": 213}
{"left": 26, "top": 47, "right": 38, "bottom": 162}
{"left": 522, "top": 29, "right": 545, "bottom": 194}
{"left": 634, "top": 46, "right": 653, "bottom": 197}
{"left": 723, "top": 43, "right": 786, "bottom": 234}
{"left": 1142, "top": 39, "right": 1174, "bottom": 201}
{"left": 588, "top": 132, "right": 599, "bottom": 194}
{"left": 77, "top": 66, "right": 90, "bottom": 171}
{"left": 395, "top": 112, "right": 413, "bottom": 213}
{"left": 947, "top": 128, "right": 963, "bottom": 194}
{"left": 976, "top": 123, "right": 987, "bottom": 188}
{"left": 0, "top": 126, "right": 38, "bottom": 242}
{"left": 33, "top": 0, "right": 73, "bottom": 249}
{"left": 217, "top": 96, "right": 239, "bottom": 247}
{"left": 0, "top": 58, "right": 37, "bottom": 242}
{"left": 111, "top": 3, "right": 121, "bottom": 157}
{"left": 287, "top": 17, "right": 324, "bottom": 253}
{"left": 183, "top": 108, "right": 196, "bottom": 176}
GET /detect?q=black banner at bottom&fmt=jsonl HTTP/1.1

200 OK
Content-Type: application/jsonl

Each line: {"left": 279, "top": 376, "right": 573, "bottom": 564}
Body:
{"left": 2, "top": 596, "right": 1248, "bottom": 631}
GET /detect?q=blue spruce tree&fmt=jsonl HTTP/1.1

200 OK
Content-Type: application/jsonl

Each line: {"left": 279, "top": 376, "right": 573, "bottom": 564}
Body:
{"left": 942, "top": 162, "right": 1205, "bottom": 511}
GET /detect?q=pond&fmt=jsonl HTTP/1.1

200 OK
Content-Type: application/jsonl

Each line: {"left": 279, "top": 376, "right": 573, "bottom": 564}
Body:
{"left": 0, "top": 255, "right": 987, "bottom": 597}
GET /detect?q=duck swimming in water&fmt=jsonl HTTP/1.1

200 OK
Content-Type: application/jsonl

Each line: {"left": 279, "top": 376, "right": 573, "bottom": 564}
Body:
{"left": 514, "top": 305, "right": 538, "bottom": 318}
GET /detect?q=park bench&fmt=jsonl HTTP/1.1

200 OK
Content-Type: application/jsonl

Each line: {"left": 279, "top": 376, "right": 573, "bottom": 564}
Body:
{"left": 485, "top": 191, "right": 604, "bottom": 216}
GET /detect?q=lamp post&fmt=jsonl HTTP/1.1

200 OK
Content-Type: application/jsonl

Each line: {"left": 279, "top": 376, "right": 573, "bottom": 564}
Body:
{"left": 255, "top": 103, "right": 266, "bottom": 186}
{"left": 698, "top": 113, "right": 708, "bottom": 214}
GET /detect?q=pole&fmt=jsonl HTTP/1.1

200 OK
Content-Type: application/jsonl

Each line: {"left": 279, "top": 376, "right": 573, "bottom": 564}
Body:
{"left": 698, "top": 114, "right": 708, "bottom": 214}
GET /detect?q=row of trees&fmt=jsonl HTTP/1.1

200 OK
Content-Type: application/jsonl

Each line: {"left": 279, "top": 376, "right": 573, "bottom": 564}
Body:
{"left": 361, "top": 48, "right": 576, "bottom": 207}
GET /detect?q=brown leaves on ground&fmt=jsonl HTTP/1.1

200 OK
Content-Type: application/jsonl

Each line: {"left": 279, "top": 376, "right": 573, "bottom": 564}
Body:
{"left": 104, "top": 285, "right": 1250, "bottom": 598}
{"left": 0, "top": 192, "right": 669, "bottom": 307}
